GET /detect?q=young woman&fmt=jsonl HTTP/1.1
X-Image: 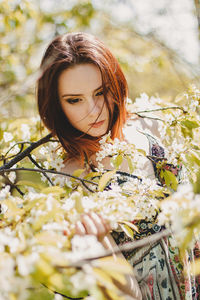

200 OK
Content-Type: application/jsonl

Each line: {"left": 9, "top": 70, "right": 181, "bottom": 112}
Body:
{"left": 37, "top": 32, "right": 199, "bottom": 299}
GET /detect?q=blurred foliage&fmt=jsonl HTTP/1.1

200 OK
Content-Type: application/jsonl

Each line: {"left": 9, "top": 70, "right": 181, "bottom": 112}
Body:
{"left": 0, "top": 0, "right": 199, "bottom": 118}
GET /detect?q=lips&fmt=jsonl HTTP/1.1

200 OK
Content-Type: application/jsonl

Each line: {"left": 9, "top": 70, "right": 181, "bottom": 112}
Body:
{"left": 89, "top": 120, "right": 105, "bottom": 128}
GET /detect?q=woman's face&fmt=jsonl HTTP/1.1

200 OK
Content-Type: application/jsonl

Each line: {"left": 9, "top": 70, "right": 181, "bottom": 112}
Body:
{"left": 58, "top": 63, "right": 111, "bottom": 137}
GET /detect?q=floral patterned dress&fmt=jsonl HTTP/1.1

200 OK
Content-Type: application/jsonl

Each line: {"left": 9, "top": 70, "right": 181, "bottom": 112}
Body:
{"left": 111, "top": 134, "right": 200, "bottom": 300}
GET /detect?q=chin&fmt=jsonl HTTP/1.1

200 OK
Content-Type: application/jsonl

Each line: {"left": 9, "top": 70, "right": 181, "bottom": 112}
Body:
{"left": 88, "top": 129, "right": 108, "bottom": 138}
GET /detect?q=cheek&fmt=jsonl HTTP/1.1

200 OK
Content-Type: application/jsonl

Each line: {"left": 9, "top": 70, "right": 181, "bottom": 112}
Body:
{"left": 61, "top": 106, "right": 75, "bottom": 124}
{"left": 62, "top": 106, "right": 86, "bottom": 126}
{"left": 67, "top": 112, "right": 80, "bottom": 125}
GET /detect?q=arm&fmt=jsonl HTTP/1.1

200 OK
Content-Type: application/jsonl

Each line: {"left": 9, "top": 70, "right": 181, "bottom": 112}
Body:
{"left": 75, "top": 212, "right": 142, "bottom": 300}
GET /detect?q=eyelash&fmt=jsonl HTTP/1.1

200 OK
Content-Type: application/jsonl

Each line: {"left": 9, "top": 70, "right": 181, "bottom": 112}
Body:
{"left": 67, "top": 98, "right": 81, "bottom": 104}
{"left": 95, "top": 90, "right": 104, "bottom": 96}
{"left": 66, "top": 91, "right": 104, "bottom": 104}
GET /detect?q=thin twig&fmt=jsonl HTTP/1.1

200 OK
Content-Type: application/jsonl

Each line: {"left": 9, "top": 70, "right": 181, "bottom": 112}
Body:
{"left": 81, "top": 180, "right": 96, "bottom": 193}
{"left": 136, "top": 106, "right": 187, "bottom": 114}
{"left": 1, "top": 142, "right": 26, "bottom": 162}
{"left": 27, "top": 154, "right": 54, "bottom": 186}
{"left": 1, "top": 174, "right": 24, "bottom": 196}
{"left": 0, "top": 167, "right": 98, "bottom": 187}
{"left": 0, "top": 134, "right": 52, "bottom": 171}
{"left": 133, "top": 113, "right": 165, "bottom": 122}
{"left": 5, "top": 141, "right": 31, "bottom": 155}
{"left": 42, "top": 284, "right": 84, "bottom": 300}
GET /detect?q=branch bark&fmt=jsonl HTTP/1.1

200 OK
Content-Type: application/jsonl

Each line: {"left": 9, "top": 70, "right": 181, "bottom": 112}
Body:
{"left": 0, "top": 134, "right": 52, "bottom": 171}
{"left": 0, "top": 167, "right": 98, "bottom": 189}
{"left": 57, "top": 228, "right": 171, "bottom": 269}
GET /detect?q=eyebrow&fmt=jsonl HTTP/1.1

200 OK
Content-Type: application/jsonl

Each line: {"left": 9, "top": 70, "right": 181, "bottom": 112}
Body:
{"left": 61, "top": 85, "right": 103, "bottom": 98}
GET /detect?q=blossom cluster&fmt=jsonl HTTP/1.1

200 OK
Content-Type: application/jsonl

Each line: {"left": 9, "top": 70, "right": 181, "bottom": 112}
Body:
{"left": 158, "top": 183, "right": 200, "bottom": 250}
{"left": 131, "top": 85, "right": 200, "bottom": 171}
{"left": 0, "top": 85, "right": 200, "bottom": 299}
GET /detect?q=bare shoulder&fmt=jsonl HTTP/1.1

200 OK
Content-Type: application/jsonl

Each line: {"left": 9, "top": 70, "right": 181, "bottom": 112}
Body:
{"left": 123, "top": 117, "right": 161, "bottom": 153}
{"left": 123, "top": 117, "right": 161, "bottom": 179}
{"left": 128, "top": 116, "right": 161, "bottom": 137}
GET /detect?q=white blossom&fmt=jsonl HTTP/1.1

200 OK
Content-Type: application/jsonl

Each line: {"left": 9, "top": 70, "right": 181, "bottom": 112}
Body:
{"left": 17, "top": 253, "right": 39, "bottom": 276}
{"left": 71, "top": 235, "right": 104, "bottom": 259}
{"left": 20, "top": 124, "right": 31, "bottom": 140}
{"left": 39, "top": 146, "right": 49, "bottom": 156}
{"left": 0, "top": 185, "right": 11, "bottom": 200}
{"left": 3, "top": 132, "right": 13, "bottom": 142}
{"left": 7, "top": 171, "right": 16, "bottom": 183}
{"left": 7, "top": 142, "right": 20, "bottom": 156}
{"left": 70, "top": 269, "right": 96, "bottom": 294}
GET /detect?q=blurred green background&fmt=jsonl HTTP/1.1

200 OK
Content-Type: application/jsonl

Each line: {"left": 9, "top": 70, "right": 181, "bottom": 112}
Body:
{"left": 0, "top": 0, "right": 199, "bottom": 118}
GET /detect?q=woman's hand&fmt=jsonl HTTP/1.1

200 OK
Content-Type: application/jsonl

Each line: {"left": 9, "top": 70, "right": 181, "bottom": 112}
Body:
{"left": 75, "top": 212, "right": 111, "bottom": 240}
{"left": 75, "top": 213, "right": 142, "bottom": 300}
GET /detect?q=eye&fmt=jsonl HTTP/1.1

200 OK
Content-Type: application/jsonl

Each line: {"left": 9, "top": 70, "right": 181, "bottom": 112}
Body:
{"left": 95, "top": 90, "right": 104, "bottom": 97}
{"left": 66, "top": 98, "right": 81, "bottom": 104}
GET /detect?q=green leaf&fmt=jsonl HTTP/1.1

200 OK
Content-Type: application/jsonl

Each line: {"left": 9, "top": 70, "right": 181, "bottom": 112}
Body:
{"left": 34, "top": 258, "right": 54, "bottom": 279}
{"left": 137, "top": 149, "right": 146, "bottom": 156}
{"left": 180, "top": 120, "right": 199, "bottom": 129}
{"left": 119, "top": 220, "right": 139, "bottom": 233}
{"left": 98, "top": 170, "right": 116, "bottom": 191}
{"left": 149, "top": 189, "right": 165, "bottom": 198}
{"left": 74, "top": 194, "right": 84, "bottom": 214}
{"left": 71, "top": 168, "right": 85, "bottom": 181}
{"left": 93, "top": 256, "right": 133, "bottom": 274}
{"left": 93, "top": 268, "right": 119, "bottom": 291}
{"left": 35, "top": 231, "right": 66, "bottom": 247}
{"left": 179, "top": 228, "right": 193, "bottom": 259}
{"left": 112, "top": 154, "right": 123, "bottom": 169}
{"left": 119, "top": 224, "right": 134, "bottom": 239}
{"left": 27, "top": 284, "right": 54, "bottom": 300}
{"left": 85, "top": 171, "right": 101, "bottom": 179}
{"left": 41, "top": 186, "right": 65, "bottom": 196}
{"left": 126, "top": 156, "right": 134, "bottom": 173}
{"left": 159, "top": 169, "right": 164, "bottom": 179}
{"left": 180, "top": 125, "right": 189, "bottom": 138}
{"left": 187, "top": 151, "right": 200, "bottom": 166}
{"left": 17, "top": 180, "right": 43, "bottom": 191}
{"left": 193, "top": 170, "right": 200, "bottom": 194}
{"left": 163, "top": 170, "right": 178, "bottom": 191}
{"left": 25, "top": 198, "right": 42, "bottom": 212}
{"left": 103, "top": 269, "right": 126, "bottom": 285}
{"left": 33, "top": 211, "right": 56, "bottom": 231}
{"left": 0, "top": 128, "right": 3, "bottom": 140}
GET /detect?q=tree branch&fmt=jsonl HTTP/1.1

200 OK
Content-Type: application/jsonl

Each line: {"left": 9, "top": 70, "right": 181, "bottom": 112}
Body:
{"left": 0, "top": 167, "right": 98, "bottom": 188}
{"left": 0, "top": 134, "right": 52, "bottom": 171}
{"left": 57, "top": 228, "right": 171, "bottom": 269}
{"left": 1, "top": 174, "right": 24, "bottom": 196}
{"left": 136, "top": 106, "right": 187, "bottom": 114}
{"left": 1, "top": 142, "right": 27, "bottom": 162}
{"left": 27, "top": 154, "right": 54, "bottom": 186}
{"left": 133, "top": 113, "right": 165, "bottom": 122}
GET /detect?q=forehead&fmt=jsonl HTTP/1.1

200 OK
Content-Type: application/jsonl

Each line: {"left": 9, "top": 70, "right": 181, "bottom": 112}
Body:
{"left": 58, "top": 63, "right": 102, "bottom": 95}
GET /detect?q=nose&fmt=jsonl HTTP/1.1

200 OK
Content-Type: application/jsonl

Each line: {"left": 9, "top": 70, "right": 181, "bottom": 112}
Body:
{"left": 87, "top": 97, "right": 103, "bottom": 117}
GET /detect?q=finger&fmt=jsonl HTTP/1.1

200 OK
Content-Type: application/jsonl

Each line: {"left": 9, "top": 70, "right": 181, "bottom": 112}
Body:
{"left": 75, "top": 220, "right": 86, "bottom": 236}
{"left": 81, "top": 215, "right": 98, "bottom": 235}
{"left": 98, "top": 214, "right": 112, "bottom": 232}
{"left": 88, "top": 212, "right": 107, "bottom": 236}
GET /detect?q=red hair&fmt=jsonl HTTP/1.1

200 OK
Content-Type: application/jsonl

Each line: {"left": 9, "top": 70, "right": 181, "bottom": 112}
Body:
{"left": 37, "top": 32, "right": 128, "bottom": 164}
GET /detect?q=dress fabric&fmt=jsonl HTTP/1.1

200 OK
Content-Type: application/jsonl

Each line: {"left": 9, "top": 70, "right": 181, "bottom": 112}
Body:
{"left": 111, "top": 134, "right": 200, "bottom": 300}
